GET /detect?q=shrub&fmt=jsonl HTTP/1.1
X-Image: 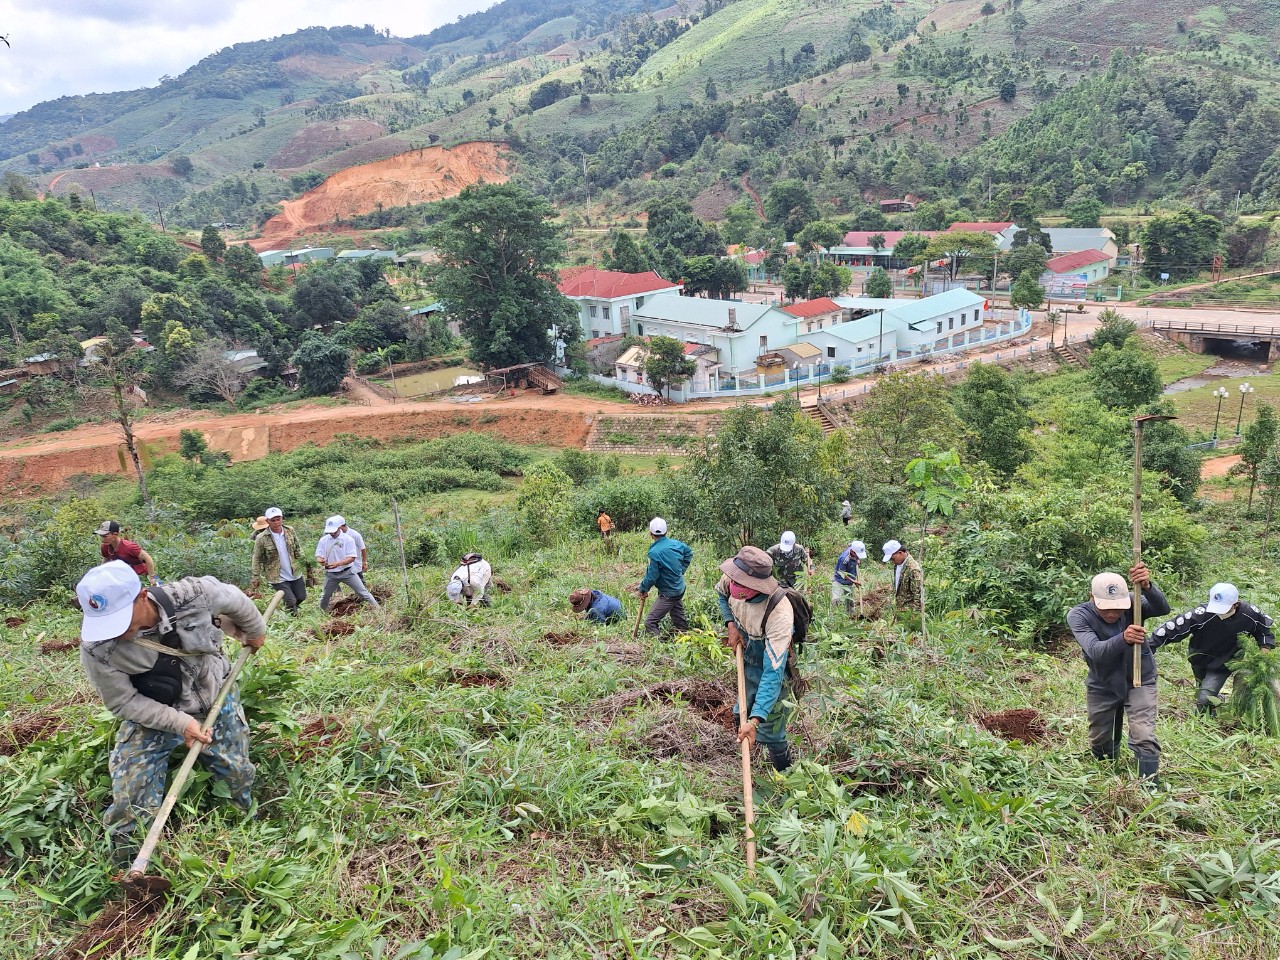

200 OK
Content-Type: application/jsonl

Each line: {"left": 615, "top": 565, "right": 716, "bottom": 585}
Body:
{"left": 828, "top": 365, "right": 851, "bottom": 383}
{"left": 571, "top": 477, "right": 670, "bottom": 532}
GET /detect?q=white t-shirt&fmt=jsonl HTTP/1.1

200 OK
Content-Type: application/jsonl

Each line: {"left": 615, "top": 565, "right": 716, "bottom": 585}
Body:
{"left": 345, "top": 528, "right": 366, "bottom": 573}
{"left": 894, "top": 562, "right": 903, "bottom": 591}
{"left": 271, "top": 530, "right": 294, "bottom": 581}
{"left": 315, "top": 532, "right": 357, "bottom": 571}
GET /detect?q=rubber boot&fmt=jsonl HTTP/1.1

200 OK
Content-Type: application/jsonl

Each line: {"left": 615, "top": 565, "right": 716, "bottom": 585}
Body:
{"left": 1194, "top": 697, "right": 1215, "bottom": 716}
{"left": 1138, "top": 758, "right": 1160, "bottom": 791}
{"left": 767, "top": 743, "right": 793, "bottom": 773}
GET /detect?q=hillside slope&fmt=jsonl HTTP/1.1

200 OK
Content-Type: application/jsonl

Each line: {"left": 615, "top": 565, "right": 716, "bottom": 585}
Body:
{"left": 6, "top": 0, "right": 1280, "bottom": 228}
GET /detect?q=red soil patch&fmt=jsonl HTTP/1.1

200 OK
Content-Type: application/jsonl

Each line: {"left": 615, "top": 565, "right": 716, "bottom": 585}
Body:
{"left": 0, "top": 711, "right": 67, "bottom": 755}
{"left": 255, "top": 142, "right": 510, "bottom": 249}
{"left": 290, "top": 715, "right": 348, "bottom": 762}
{"left": 329, "top": 584, "right": 391, "bottom": 618}
{"left": 40, "top": 639, "right": 80, "bottom": 654}
{"left": 977, "top": 709, "right": 1047, "bottom": 744}
{"left": 543, "top": 631, "right": 583, "bottom": 646}
{"left": 593, "top": 680, "right": 736, "bottom": 731}
{"left": 57, "top": 898, "right": 166, "bottom": 960}
{"left": 447, "top": 668, "right": 507, "bottom": 688}
{"left": 313, "top": 621, "right": 355, "bottom": 639}
{"left": 5, "top": 616, "right": 25, "bottom": 628}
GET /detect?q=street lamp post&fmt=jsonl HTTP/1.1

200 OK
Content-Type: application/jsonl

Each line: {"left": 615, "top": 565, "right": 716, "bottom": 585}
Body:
{"left": 1235, "top": 382, "right": 1255, "bottom": 437}
{"left": 793, "top": 362, "right": 800, "bottom": 402}
{"left": 1212, "top": 386, "right": 1229, "bottom": 445}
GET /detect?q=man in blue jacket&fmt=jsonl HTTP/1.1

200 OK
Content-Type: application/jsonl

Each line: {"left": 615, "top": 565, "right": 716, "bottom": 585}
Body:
{"left": 831, "top": 539, "right": 867, "bottom": 616}
{"left": 1066, "top": 564, "right": 1169, "bottom": 787}
{"left": 570, "top": 588, "right": 623, "bottom": 624}
{"left": 634, "top": 517, "right": 693, "bottom": 637}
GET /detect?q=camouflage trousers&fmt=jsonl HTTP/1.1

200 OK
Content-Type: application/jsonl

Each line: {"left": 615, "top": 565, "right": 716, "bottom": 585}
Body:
{"left": 104, "top": 689, "right": 254, "bottom": 848}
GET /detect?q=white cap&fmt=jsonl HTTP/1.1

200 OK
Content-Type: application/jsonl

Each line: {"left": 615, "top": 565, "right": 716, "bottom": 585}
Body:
{"left": 446, "top": 579, "right": 463, "bottom": 600}
{"left": 264, "top": 507, "right": 283, "bottom": 519}
{"left": 780, "top": 531, "right": 796, "bottom": 550}
{"left": 1206, "top": 582, "right": 1239, "bottom": 615}
{"left": 882, "top": 539, "right": 902, "bottom": 563}
{"left": 850, "top": 540, "right": 867, "bottom": 560}
{"left": 333, "top": 515, "right": 347, "bottom": 528}
{"left": 649, "top": 517, "right": 667, "bottom": 536}
{"left": 76, "top": 560, "right": 141, "bottom": 644}
{"left": 324, "top": 515, "right": 343, "bottom": 534}
{"left": 1090, "top": 572, "right": 1130, "bottom": 611}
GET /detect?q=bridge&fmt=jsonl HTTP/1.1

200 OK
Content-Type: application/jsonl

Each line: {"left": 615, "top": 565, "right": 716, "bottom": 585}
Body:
{"left": 1153, "top": 317, "right": 1280, "bottom": 359}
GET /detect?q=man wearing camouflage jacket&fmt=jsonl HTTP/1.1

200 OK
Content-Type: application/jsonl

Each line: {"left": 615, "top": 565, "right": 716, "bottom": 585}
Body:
{"left": 77, "top": 560, "right": 266, "bottom": 865}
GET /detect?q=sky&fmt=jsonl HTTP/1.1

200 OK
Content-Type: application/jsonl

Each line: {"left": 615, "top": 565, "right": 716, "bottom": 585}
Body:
{"left": 0, "top": 0, "right": 497, "bottom": 116}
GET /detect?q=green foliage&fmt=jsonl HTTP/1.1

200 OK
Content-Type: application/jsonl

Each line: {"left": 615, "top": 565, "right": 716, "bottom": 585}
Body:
{"left": 291, "top": 333, "right": 350, "bottom": 396}
{"left": 764, "top": 179, "right": 818, "bottom": 241}
{"left": 953, "top": 364, "right": 1032, "bottom": 479}
{"left": 427, "top": 184, "right": 578, "bottom": 370}
{"left": 864, "top": 267, "right": 893, "bottom": 299}
{"left": 851, "top": 372, "right": 965, "bottom": 485}
{"left": 1088, "top": 344, "right": 1162, "bottom": 411}
{"left": 516, "top": 462, "right": 574, "bottom": 541}
{"left": 1224, "top": 642, "right": 1280, "bottom": 736}
{"left": 922, "top": 231, "right": 996, "bottom": 281}
{"left": 1090, "top": 308, "right": 1137, "bottom": 349}
{"left": 1139, "top": 406, "right": 1201, "bottom": 505}
{"left": 932, "top": 477, "right": 1205, "bottom": 642}
{"left": 643, "top": 336, "right": 698, "bottom": 397}
{"left": 1170, "top": 840, "right": 1280, "bottom": 910}
{"left": 1142, "top": 209, "right": 1224, "bottom": 281}
{"left": 552, "top": 448, "right": 620, "bottom": 486}
{"left": 1009, "top": 269, "right": 1044, "bottom": 310}
{"left": 673, "top": 397, "right": 835, "bottom": 554}
{"left": 569, "top": 476, "right": 668, "bottom": 533}
{"left": 905, "top": 446, "right": 972, "bottom": 519}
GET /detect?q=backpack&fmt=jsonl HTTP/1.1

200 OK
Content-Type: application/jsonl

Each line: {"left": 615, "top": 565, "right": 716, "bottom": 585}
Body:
{"left": 761, "top": 587, "right": 813, "bottom": 651}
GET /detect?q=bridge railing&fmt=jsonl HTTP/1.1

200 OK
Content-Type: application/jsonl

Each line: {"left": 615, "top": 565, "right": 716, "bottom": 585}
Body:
{"left": 1153, "top": 318, "right": 1280, "bottom": 336}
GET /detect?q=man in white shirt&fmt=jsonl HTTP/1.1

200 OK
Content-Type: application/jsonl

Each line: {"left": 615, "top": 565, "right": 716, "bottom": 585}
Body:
{"left": 315, "top": 516, "right": 380, "bottom": 613}
{"left": 339, "top": 518, "right": 368, "bottom": 582}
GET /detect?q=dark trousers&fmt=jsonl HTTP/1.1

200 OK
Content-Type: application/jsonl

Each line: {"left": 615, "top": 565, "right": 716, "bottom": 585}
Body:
{"left": 271, "top": 576, "right": 307, "bottom": 614}
{"left": 645, "top": 592, "right": 688, "bottom": 636}
{"left": 1087, "top": 683, "right": 1159, "bottom": 779}
{"left": 1192, "top": 663, "right": 1231, "bottom": 711}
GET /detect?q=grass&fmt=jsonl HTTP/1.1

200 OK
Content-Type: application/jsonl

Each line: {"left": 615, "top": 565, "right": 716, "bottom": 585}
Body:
{"left": 4, "top": 429, "right": 1280, "bottom": 957}
{"left": 1168, "top": 373, "right": 1280, "bottom": 436}
{"left": 1156, "top": 351, "right": 1217, "bottom": 385}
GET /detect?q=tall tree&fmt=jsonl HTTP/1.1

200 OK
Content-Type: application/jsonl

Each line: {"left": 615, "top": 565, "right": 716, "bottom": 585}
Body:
{"left": 200, "top": 226, "right": 227, "bottom": 262}
{"left": 224, "top": 244, "right": 264, "bottom": 285}
{"left": 601, "top": 230, "right": 652, "bottom": 273}
{"left": 763, "top": 179, "right": 818, "bottom": 240}
{"left": 643, "top": 336, "right": 697, "bottom": 398}
{"left": 427, "top": 184, "right": 578, "bottom": 370}
{"left": 851, "top": 372, "right": 965, "bottom": 484}
{"left": 291, "top": 333, "right": 350, "bottom": 396}
{"left": 175, "top": 337, "right": 247, "bottom": 406}
{"left": 1141, "top": 209, "right": 1223, "bottom": 281}
{"left": 645, "top": 197, "right": 723, "bottom": 257}
{"left": 952, "top": 363, "right": 1032, "bottom": 478}
{"left": 921, "top": 231, "right": 997, "bottom": 281}
{"left": 80, "top": 344, "right": 152, "bottom": 508}
{"left": 892, "top": 233, "right": 929, "bottom": 265}
{"left": 1088, "top": 345, "right": 1162, "bottom": 410}
{"left": 1009, "top": 269, "right": 1045, "bottom": 309}
{"left": 865, "top": 267, "right": 894, "bottom": 299}
{"left": 1239, "top": 402, "right": 1278, "bottom": 513}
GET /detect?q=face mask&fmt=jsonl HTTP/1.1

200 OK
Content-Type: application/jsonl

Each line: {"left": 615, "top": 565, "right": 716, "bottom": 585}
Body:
{"left": 729, "top": 581, "right": 760, "bottom": 601}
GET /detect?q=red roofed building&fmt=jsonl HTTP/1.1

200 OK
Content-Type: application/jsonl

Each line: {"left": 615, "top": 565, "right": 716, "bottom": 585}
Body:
{"left": 780, "top": 297, "right": 844, "bottom": 333}
{"left": 1042, "top": 249, "right": 1114, "bottom": 285}
{"left": 558, "top": 269, "right": 683, "bottom": 338}
{"left": 944, "top": 222, "right": 1022, "bottom": 250}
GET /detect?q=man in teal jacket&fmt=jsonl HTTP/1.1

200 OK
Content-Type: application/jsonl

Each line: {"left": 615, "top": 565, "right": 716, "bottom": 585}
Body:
{"left": 634, "top": 517, "right": 693, "bottom": 637}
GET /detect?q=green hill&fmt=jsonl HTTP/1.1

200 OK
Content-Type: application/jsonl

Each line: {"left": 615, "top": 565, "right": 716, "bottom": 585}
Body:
{"left": 5, "top": 0, "right": 1280, "bottom": 230}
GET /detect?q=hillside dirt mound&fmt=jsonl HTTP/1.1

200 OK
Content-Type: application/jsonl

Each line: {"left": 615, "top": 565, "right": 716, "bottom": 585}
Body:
{"left": 255, "top": 142, "right": 510, "bottom": 249}
{"left": 0, "top": 711, "right": 67, "bottom": 755}
{"left": 40, "top": 639, "right": 79, "bottom": 654}
{"left": 329, "top": 584, "right": 392, "bottom": 618}
{"left": 977, "top": 708, "right": 1047, "bottom": 744}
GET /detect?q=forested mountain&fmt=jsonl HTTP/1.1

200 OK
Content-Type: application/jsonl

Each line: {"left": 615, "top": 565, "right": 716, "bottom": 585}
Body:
{"left": 3, "top": 0, "right": 1280, "bottom": 229}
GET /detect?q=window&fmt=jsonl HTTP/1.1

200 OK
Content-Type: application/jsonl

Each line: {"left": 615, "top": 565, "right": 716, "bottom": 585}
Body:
{"left": 635, "top": 296, "right": 644, "bottom": 309}
{"left": 759, "top": 335, "right": 768, "bottom": 349}
{"left": 591, "top": 329, "right": 599, "bottom": 339}
{"left": 948, "top": 318, "right": 954, "bottom": 331}
{"left": 636, "top": 323, "right": 643, "bottom": 336}
{"left": 827, "top": 346, "right": 836, "bottom": 359}
{"left": 602, "top": 306, "right": 611, "bottom": 320}
{"left": 936, "top": 321, "right": 942, "bottom": 334}
{"left": 959, "top": 313, "right": 966, "bottom": 326}
{"left": 588, "top": 305, "right": 598, "bottom": 318}
{"left": 620, "top": 305, "right": 630, "bottom": 324}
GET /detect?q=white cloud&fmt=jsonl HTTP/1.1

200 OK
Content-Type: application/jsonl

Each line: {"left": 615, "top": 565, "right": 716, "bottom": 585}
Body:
{"left": 0, "top": 0, "right": 495, "bottom": 115}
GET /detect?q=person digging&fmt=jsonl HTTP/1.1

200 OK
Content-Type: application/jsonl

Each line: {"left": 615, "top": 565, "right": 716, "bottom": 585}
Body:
{"left": 1067, "top": 565, "right": 1170, "bottom": 788}
{"left": 767, "top": 530, "right": 813, "bottom": 590}
{"left": 634, "top": 517, "right": 693, "bottom": 638}
{"left": 570, "top": 587, "right": 623, "bottom": 624}
{"left": 717, "top": 545, "right": 796, "bottom": 773}
{"left": 76, "top": 560, "right": 266, "bottom": 869}
{"left": 1149, "top": 582, "right": 1275, "bottom": 714}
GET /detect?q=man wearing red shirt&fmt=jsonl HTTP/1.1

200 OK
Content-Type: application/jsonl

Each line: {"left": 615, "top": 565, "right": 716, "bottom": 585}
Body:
{"left": 96, "top": 520, "right": 158, "bottom": 583}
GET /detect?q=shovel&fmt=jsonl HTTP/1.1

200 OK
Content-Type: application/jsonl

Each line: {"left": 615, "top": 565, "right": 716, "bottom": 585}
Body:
{"left": 735, "top": 642, "right": 757, "bottom": 874}
{"left": 122, "top": 589, "right": 285, "bottom": 902}
{"left": 1131, "top": 415, "right": 1174, "bottom": 687}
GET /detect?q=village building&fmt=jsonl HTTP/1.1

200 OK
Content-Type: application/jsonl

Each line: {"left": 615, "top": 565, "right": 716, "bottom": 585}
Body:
{"left": 628, "top": 293, "right": 795, "bottom": 376}
{"left": 558, "top": 268, "right": 683, "bottom": 339}
{"left": 612, "top": 341, "right": 720, "bottom": 393}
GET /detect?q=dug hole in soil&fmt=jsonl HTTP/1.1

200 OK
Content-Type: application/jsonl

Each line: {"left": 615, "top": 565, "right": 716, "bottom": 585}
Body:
{"left": 40, "top": 638, "right": 79, "bottom": 654}
{"left": 445, "top": 668, "right": 508, "bottom": 688}
{"left": 328, "top": 584, "right": 392, "bottom": 618}
{"left": 0, "top": 711, "right": 67, "bottom": 756}
{"left": 57, "top": 898, "right": 167, "bottom": 960}
{"left": 588, "top": 680, "right": 739, "bottom": 764}
{"left": 976, "top": 708, "right": 1048, "bottom": 744}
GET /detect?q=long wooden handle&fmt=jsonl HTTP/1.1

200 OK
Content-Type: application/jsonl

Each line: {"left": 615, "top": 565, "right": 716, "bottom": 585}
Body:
{"left": 127, "top": 590, "right": 284, "bottom": 879}
{"left": 1132, "top": 424, "right": 1144, "bottom": 688}
{"left": 735, "top": 643, "right": 756, "bottom": 874}
{"left": 631, "top": 593, "right": 648, "bottom": 642}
